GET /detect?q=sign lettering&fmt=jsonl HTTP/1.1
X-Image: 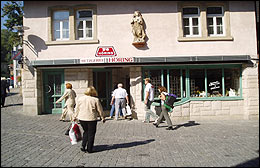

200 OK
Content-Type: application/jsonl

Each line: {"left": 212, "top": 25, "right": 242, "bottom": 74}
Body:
{"left": 80, "top": 57, "right": 134, "bottom": 64}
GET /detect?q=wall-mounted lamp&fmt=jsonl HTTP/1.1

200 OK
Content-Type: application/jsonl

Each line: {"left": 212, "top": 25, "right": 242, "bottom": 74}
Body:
{"left": 12, "top": 26, "right": 30, "bottom": 65}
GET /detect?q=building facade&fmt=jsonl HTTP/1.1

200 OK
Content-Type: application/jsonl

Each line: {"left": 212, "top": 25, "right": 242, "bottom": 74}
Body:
{"left": 22, "top": 1, "right": 259, "bottom": 120}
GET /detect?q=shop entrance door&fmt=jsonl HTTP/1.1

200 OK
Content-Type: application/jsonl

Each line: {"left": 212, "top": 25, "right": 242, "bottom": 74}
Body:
{"left": 93, "top": 70, "right": 112, "bottom": 110}
{"left": 43, "top": 70, "right": 64, "bottom": 114}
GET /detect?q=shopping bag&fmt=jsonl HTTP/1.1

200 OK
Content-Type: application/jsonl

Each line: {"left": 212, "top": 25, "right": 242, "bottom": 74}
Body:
{"left": 125, "top": 104, "right": 132, "bottom": 116}
{"left": 65, "top": 123, "right": 71, "bottom": 136}
{"left": 69, "top": 122, "right": 82, "bottom": 145}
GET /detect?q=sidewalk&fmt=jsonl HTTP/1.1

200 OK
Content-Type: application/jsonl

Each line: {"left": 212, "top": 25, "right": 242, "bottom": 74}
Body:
{"left": 1, "top": 88, "right": 259, "bottom": 167}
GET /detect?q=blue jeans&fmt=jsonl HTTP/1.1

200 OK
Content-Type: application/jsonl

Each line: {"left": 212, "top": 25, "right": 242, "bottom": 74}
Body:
{"left": 110, "top": 103, "right": 123, "bottom": 117}
{"left": 144, "top": 100, "right": 159, "bottom": 122}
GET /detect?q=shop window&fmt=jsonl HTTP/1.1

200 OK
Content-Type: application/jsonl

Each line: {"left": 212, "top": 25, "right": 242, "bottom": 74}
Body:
{"left": 145, "top": 70, "right": 162, "bottom": 97}
{"left": 169, "top": 69, "right": 181, "bottom": 97}
{"left": 224, "top": 68, "right": 240, "bottom": 96}
{"left": 207, "top": 7, "right": 224, "bottom": 36}
{"left": 190, "top": 69, "right": 205, "bottom": 97}
{"left": 143, "top": 65, "right": 241, "bottom": 102}
{"left": 76, "top": 9, "right": 93, "bottom": 40}
{"left": 207, "top": 69, "right": 222, "bottom": 97}
{"left": 53, "top": 11, "right": 69, "bottom": 40}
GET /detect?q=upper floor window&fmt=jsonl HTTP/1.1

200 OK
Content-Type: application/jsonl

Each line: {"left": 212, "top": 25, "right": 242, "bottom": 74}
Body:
{"left": 76, "top": 10, "right": 93, "bottom": 40}
{"left": 177, "top": 2, "right": 233, "bottom": 42}
{"left": 53, "top": 11, "right": 69, "bottom": 41}
{"left": 47, "top": 5, "right": 98, "bottom": 45}
{"left": 182, "top": 7, "right": 201, "bottom": 37}
{"left": 207, "top": 7, "right": 224, "bottom": 36}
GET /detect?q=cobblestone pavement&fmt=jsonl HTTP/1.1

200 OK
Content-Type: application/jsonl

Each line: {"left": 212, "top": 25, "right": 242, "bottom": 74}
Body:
{"left": 1, "top": 88, "right": 259, "bottom": 167}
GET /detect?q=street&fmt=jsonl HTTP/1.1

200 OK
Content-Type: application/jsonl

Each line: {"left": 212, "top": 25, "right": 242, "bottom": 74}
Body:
{"left": 1, "top": 88, "right": 259, "bottom": 167}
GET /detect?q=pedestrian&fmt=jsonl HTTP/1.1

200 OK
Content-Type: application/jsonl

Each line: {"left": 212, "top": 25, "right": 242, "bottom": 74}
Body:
{"left": 1, "top": 77, "right": 8, "bottom": 107}
{"left": 6, "top": 78, "right": 10, "bottom": 93}
{"left": 153, "top": 86, "right": 174, "bottom": 130}
{"left": 110, "top": 84, "right": 123, "bottom": 119}
{"left": 56, "top": 83, "right": 77, "bottom": 122}
{"left": 143, "top": 78, "right": 159, "bottom": 123}
{"left": 110, "top": 83, "right": 129, "bottom": 120}
{"left": 73, "top": 86, "right": 106, "bottom": 153}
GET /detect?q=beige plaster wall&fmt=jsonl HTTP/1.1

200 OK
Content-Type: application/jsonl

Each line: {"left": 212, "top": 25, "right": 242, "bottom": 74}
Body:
{"left": 23, "top": 1, "right": 258, "bottom": 62}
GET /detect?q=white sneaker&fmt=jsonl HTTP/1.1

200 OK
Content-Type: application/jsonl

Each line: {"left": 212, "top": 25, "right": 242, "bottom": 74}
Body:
{"left": 153, "top": 117, "right": 159, "bottom": 124}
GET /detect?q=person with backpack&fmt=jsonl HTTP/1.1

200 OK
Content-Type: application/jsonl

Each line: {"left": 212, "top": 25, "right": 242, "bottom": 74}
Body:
{"left": 153, "top": 86, "right": 174, "bottom": 130}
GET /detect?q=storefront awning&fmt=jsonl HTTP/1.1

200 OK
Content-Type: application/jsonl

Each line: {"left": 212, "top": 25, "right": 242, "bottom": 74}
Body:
{"left": 30, "top": 55, "right": 251, "bottom": 67}
{"left": 134, "top": 55, "right": 251, "bottom": 63}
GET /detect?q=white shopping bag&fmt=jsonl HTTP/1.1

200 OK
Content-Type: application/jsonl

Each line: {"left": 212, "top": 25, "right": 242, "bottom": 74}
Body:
{"left": 69, "top": 122, "right": 82, "bottom": 145}
{"left": 125, "top": 104, "right": 132, "bottom": 116}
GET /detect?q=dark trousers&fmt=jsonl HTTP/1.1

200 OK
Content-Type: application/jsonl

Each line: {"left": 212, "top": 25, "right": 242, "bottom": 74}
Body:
{"left": 79, "top": 120, "right": 97, "bottom": 152}
{"left": 1, "top": 95, "right": 6, "bottom": 107}
{"left": 156, "top": 105, "right": 173, "bottom": 128}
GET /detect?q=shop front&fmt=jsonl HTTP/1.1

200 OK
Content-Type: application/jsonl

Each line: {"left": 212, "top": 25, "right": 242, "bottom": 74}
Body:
{"left": 33, "top": 54, "right": 256, "bottom": 120}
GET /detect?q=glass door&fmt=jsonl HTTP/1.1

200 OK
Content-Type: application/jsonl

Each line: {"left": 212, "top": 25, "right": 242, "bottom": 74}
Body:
{"left": 43, "top": 70, "right": 64, "bottom": 114}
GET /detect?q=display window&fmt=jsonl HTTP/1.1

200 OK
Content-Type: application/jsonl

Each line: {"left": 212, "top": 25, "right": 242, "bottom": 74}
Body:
{"left": 190, "top": 69, "right": 205, "bottom": 97}
{"left": 142, "top": 64, "right": 242, "bottom": 103}
{"left": 144, "top": 69, "right": 162, "bottom": 97}
{"left": 169, "top": 69, "right": 181, "bottom": 97}
{"left": 224, "top": 68, "right": 240, "bottom": 97}
{"left": 207, "top": 69, "right": 222, "bottom": 97}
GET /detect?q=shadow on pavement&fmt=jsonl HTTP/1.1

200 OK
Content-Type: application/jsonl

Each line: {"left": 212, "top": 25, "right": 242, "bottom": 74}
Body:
{"left": 94, "top": 139, "right": 155, "bottom": 153}
{"left": 157, "top": 121, "right": 200, "bottom": 129}
{"left": 233, "top": 156, "right": 259, "bottom": 167}
{"left": 172, "top": 121, "right": 200, "bottom": 130}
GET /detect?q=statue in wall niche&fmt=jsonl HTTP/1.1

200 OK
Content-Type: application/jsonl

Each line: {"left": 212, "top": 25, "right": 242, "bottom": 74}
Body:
{"left": 131, "top": 11, "right": 146, "bottom": 47}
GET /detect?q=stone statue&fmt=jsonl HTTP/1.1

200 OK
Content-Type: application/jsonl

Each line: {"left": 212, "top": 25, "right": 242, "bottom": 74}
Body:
{"left": 131, "top": 11, "right": 146, "bottom": 47}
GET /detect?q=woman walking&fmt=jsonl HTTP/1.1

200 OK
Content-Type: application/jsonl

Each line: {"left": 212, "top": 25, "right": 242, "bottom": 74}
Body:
{"left": 73, "top": 86, "right": 106, "bottom": 153}
{"left": 153, "top": 86, "right": 174, "bottom": 130}
{"left": 56, "top": 83, "right": 76, "bottom": 122}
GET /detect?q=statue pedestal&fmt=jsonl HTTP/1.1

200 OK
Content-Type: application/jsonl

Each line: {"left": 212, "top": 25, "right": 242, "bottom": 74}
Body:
{"left": 132, "top": 42, "right": 145, "bottom": 48}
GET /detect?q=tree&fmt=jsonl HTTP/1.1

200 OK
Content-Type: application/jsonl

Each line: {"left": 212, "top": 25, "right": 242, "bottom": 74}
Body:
{"left": 1, "top": 1, "right": 23, "bottom": 31}
{"left": 1, "top": 1, "right": 23, "bottom": 77}
{"left": 1, "top": 1, "right": 23, "bottom": 48}
{"left": 1, "top": 29, "right": 15, "bottom": 63}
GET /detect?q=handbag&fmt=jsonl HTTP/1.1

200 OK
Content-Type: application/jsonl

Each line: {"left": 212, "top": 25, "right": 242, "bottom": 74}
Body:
{"left": 125, "top": 104, "right": 132, "bottom": 116}
{"left": 69, "top": 121, "right": 82, "bottom": 145}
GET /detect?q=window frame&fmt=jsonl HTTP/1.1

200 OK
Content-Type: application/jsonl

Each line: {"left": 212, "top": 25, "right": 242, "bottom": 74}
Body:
{"left": 182, "top": 7, "right": 201, "bottom": 37}
{"left": 207, "top": 6, "right": 225, "bottom": 37}
{"left": 47, "top": 4, "right": 98, "bottom": 45}
{"left": 52, "top": 10, "right": 70, "bottom": 41}
{"left": 76, "top": 9, "right": 94, "bottom": 40}
{"left": 177, "top": 1, "right": 233, "bottom": 42}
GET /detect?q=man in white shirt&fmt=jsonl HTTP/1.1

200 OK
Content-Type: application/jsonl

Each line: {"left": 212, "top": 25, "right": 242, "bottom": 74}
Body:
{"left": 110, "top": 83, "right": 129, "bottom": 120}
{"left": 143, "top": 78, "right": 159, "bottom": 123}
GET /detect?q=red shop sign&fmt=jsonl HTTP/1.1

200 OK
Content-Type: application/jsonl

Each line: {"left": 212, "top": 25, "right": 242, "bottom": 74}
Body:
{"left": 95, "top": 46, "right": 117, "bottom": 57}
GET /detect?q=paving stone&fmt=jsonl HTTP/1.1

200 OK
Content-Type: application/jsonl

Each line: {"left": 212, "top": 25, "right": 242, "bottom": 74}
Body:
{"left": 1, "top": 88, "right": 259, "bottom": 167}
